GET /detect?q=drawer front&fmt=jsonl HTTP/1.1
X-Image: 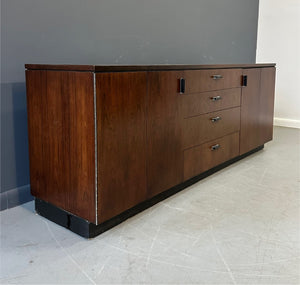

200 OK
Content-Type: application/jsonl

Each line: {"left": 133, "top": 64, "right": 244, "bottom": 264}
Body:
{"left": 181, "top": 88, "right": 241, "bottom": 118}
{"left": 184, "top": 69, "right": 242, "bottom": 93}
{"left": 183, "top": 107, "right": 240, "bottom": 149}
{"left": 184, "top": 132, "right": 240, "bottom": 180}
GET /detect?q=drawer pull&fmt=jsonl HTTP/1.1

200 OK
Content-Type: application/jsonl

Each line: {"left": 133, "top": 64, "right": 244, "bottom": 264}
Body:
{"left": 211, "top": 95, "right": 222, "bottom": 101}
{"left": 211, "top": 144, "right": 220, "bottom": 151}
{"left": 212, "top": 75, "right": 223, "bottom": 80}
{"left": 211, "top": 116, "right": 221, "bottom": 122}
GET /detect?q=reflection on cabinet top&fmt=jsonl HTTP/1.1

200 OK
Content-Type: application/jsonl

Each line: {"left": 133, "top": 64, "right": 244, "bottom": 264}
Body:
{"left": 25, "top": 63, "right": 276, "bottom": 72}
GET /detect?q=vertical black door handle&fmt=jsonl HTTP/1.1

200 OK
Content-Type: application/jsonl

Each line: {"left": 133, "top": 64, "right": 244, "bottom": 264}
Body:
{"left": 180, "top": 78, "right": 185, "bottom": 94}
{"left": 242, "top": 75, "right": 248, "bottom": 87}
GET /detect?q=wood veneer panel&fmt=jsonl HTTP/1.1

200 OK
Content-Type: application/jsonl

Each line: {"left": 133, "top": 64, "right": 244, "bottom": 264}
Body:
{"left": 240, "top": 69, "right": 261, "bottom": 155}
{"left": 184, "top": 69, "right": 243, "bottom": 93}
{"left": 25, "top": 64, "right": 95, "bottom": 71}
{"left": 259, "top": 67, "right": 276, "bottom": 145}
{"left": 26, "top": 70, "right": 96, "bottom": 222}
{"left": 147, "top": 71, "right": 184, "bottom": 197}
{"left": 94, "top": 64, "right": 275, "bottom": 72}
{"left": 96, "top": 72, "right": 147, "bottom": 223}
{"left": 184, "top": 132, "right": 240, "bottom": 180}
{"left": 181, "top": 88, "right": 241, "bottom": 118}
{"left": 26, "top": 63, "right": 276, "bottom": 72}
{"left": 183, "top": 107, "right": 241, "bottom": 149}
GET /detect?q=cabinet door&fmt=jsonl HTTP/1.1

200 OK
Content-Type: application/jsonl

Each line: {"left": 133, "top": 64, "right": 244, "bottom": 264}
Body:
{"left": 96, "top": 72, "right": 147, "bottom": 223}
{"left": 147, "top": 71, "right": 183, "bottom": 197}
{"left": 240, "top": 69, "right": 261, "bottom": 155}
{"left": 259, "top": 67, "right": 276, "bottom": 145}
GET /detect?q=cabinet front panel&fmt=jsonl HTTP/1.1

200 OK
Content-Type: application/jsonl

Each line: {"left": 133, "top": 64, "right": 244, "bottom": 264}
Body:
{"left": 26, "top": 70, "right": 96, "bottom": 223}
{"left": 240, "top": 69, "right": 261, "bottom": 154}
{"left": 96, "top": 72, "right": 147, "bottom": 223}
{"left": 259, "top": 67, "right": 276, "bottom": 145}
{"left": 147, "top": 71, "right": 184, "bottom": 197}
{"left": 181, "top": 88, "right": 241, "bottom": 118}
{"left": 183, "top": 107, "right": 240, "bottom": 149}
{"left": 184, "top": 132, "right": 240, "bottom": 180}
{"left": 184, "top": 69, "right": 242, "bottom": 93}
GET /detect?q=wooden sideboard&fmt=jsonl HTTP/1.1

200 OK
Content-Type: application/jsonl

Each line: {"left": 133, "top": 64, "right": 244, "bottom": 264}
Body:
{"left": 25, "top": 63, "right": 276, "bottom": 237}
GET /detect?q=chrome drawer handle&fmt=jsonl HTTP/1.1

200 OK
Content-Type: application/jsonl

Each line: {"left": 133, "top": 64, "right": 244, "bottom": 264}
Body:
{"left": 212, "top": 75, "right": 223, "bottom": 80}
{"left": 211, "top": 144, "right": 220, "bottom": 151}
{"left": 211, "top": 96, "right": 222, "bottom": 101}
{"left": 211, "top": 116, "right": 221, "bottom": 122}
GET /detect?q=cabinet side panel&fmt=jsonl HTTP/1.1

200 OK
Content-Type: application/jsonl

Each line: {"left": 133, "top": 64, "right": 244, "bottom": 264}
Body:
{"left": 147, "top": 71, "right": 184, "bottom": 197}
{"left": 260, "top": 67, "right": 276, "bottom": 144}
{"left": 240, "top": 69, "right": 261, "bottom": 155}
{"left": 26, "top": 71, "right": 46, "bottom": 200}
{"left": 26, "top": 70, "right": 96, "bottom": 223}
{"left": 96, "top": 72, "right": 147, "bottom": 223}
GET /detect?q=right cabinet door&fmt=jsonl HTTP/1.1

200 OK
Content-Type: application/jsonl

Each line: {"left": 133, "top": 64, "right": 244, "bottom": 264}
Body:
{"left": 147, "top": 71, "right": 183, "bottom": 198}
{"left": 240, "top": 67, "right": 276, "bottom": 155}
{"left": 240, "top": 68, "right": 262, "bottom": 155}
{"left": 259, "top": 67, "right": 276, "bottom": 145}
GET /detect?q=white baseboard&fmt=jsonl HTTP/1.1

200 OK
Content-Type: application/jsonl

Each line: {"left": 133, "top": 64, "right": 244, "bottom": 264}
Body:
{"left": 274, "top": 117, "right": 300, "bottom": 129}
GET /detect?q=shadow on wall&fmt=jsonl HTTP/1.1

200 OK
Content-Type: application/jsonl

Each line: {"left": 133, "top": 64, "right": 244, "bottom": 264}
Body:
{"left": 0, "top": 82, "right": 33, "bottom": 210}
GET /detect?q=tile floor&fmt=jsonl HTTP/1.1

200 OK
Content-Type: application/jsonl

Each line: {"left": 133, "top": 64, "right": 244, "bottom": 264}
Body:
{"left": 1, "top": 126, "right": 299, "bottom": 284}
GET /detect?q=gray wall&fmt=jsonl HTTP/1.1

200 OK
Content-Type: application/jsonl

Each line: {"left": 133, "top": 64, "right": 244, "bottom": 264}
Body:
{"left": 0, "top": 0, "right": 259, "bottom": 209}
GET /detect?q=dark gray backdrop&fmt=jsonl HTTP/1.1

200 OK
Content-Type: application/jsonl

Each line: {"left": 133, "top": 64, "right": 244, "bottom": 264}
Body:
{"left": 0, "top": 0, "right": 259, "bottom": 209}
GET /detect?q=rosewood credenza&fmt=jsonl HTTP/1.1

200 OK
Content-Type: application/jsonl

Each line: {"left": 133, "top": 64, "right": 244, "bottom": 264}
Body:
{"left": 25, "top": 64, "right": 276, "bottom": 237}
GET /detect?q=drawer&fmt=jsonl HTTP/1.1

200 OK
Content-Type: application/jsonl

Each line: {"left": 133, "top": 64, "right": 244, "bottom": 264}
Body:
{"left": 184, "top": 132, "right": 240, "bottom": 180}
{"left": 183, "top": 107, "right": 240, "bottom": 149}
{"left": 181, "top": 88, "right": 241, "bottom": 118}
{"left": 184, "top": 69, "right": 242, "bottom": 93}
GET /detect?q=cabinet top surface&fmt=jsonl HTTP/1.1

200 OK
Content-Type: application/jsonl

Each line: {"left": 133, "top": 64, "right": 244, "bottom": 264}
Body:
{"left": 25, "top": 63, "right": 276, "bottom": 72}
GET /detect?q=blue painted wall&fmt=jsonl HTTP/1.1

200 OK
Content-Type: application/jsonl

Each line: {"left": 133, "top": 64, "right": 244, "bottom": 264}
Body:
{"left": 0, "top": 0, "right": 259, "bottom": 209}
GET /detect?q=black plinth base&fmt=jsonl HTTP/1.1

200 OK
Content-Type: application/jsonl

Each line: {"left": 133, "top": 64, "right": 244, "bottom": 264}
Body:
{"left": 35, "top": 145, "right": 264, "bottom": 238}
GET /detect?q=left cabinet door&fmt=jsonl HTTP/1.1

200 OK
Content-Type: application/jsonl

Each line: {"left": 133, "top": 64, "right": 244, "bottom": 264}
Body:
{"left": 96, "top": 72, "right": 147, "bottom": 223}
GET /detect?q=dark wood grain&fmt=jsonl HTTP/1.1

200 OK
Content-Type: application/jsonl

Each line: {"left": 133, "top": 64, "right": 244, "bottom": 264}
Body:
{"left": 184, "top": 69, "right": 243, "bottom": 93}
{"left": 26, "top": 70, "right": 45, "bottom": 201}
{"left": 25, "top": 64, "right": 95, "bottom": 71}
{"left": 96, "top": 72, "right": 147, "bottom": 223}
{"left": 26, "top": 63, "right": 276, "bottom": 72}
{"left": 95, "top": 64, "right": 275, "bottom": 72}
{"left": 181, "top": 88, "right": 241, "bottom": 118}
{"left": 184, "top": 132, "right": 240, "bottom": 180}
{"left": 259, "top": 67, "right": 276, "bottom": 145}
{"left": 26, "top": 63, "right": 276, "bottom": 232}
{"left": 183, "top": 107, "right": 240, "bottom": 149}
{"left": 240, "top": 69, "right": 261, "bottom": 155}
{"left": 147, "top": 71, "right": 184, "bottom": 198}
{"left": 26, "top": 70, "right": 96, "bottom": 222}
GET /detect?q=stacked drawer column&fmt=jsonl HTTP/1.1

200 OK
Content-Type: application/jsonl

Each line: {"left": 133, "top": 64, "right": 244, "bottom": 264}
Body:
{"left": 180, "top": 69, "right": 243, "bottom": 180}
